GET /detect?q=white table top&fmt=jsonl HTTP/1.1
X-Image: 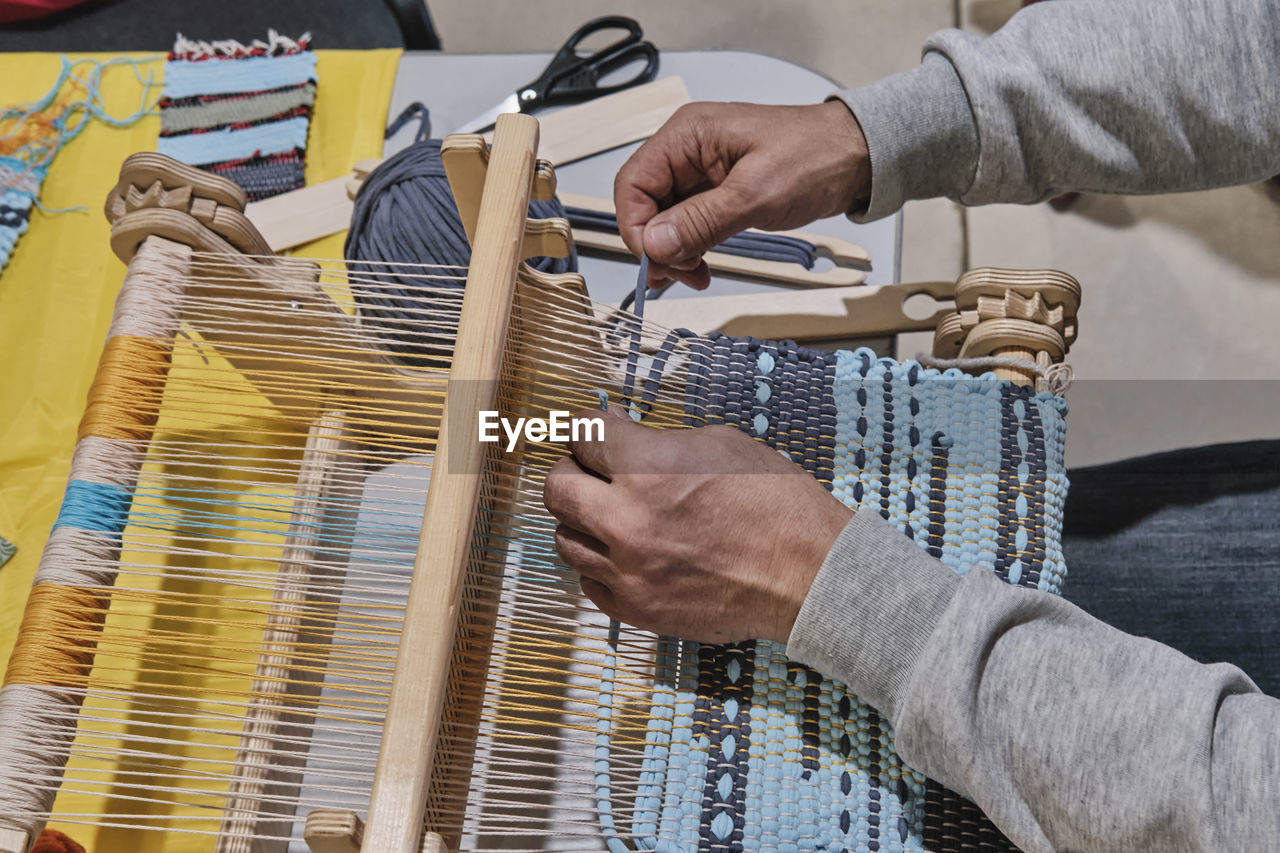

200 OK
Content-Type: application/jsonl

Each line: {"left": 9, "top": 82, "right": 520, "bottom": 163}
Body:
{"left": 384, "top": 51, "right": 902, "bottom": 305}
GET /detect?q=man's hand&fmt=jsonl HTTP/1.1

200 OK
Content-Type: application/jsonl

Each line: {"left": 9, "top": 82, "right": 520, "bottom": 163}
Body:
{"left": 542, "top": 409, "right": 853, "bottom": 644}
{"left": 614, "top": 100, "right": 871, "bottom": 290}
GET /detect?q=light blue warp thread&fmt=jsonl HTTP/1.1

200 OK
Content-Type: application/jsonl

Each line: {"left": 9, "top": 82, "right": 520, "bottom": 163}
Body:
{"left": 53, "top": 480, "right": 134, "bottom": 535}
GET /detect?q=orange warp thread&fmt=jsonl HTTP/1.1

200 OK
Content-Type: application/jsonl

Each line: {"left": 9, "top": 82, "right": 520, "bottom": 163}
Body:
{"left": 77, "top": 335, "right": 173, "bottom": 442}
{"left": 3, "top": 584, "right": 108, "bottom": 689}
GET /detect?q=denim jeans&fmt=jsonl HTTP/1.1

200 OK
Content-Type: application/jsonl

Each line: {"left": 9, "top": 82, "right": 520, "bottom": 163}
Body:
{"left": 1063, "top": 439, "right": 1280, "bottom": 697}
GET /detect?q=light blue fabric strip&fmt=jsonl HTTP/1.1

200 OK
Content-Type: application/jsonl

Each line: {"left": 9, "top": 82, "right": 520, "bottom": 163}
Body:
{"left": 156, "top": 116, "right": 310, "bottom": 164}
{"left": 161, "top": 53, "right": 317, "bottom": 99}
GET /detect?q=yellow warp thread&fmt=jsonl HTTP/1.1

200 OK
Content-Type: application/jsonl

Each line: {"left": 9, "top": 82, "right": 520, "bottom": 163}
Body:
{"left": 4, "top": 583, "right": 108, "bottom": 689}
{"left": 77, "top": 335, "right": 173, "bottom": 442}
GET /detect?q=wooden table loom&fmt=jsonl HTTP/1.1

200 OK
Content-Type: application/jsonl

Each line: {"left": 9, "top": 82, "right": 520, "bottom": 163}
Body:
{"left": 0, "top": 114, "right": 1080, "bottom": 853}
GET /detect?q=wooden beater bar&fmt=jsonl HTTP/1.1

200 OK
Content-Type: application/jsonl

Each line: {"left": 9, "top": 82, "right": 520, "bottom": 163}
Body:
{"left": 354, "top": 113, "right": 541, "bottom": 853}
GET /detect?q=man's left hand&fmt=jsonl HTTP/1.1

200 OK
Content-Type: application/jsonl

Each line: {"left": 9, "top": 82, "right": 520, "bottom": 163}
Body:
{"left": 542, "top": 409, "right": 853, "bottom": 644}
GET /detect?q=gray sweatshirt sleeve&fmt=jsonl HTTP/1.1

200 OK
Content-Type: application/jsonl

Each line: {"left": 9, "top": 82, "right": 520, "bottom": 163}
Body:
{"left": 787, "top": 512, "right": 1280, "bottom": 852}
{"left": 833, "top": 0, "right": 1280, "bottom": 221}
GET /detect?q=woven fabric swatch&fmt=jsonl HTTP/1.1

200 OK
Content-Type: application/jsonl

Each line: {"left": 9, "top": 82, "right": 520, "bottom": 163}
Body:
{"left": 603, "top": 334, "right": 1070, "bottom": 853}
{"left": 157, "top": 31, "right": 317, "bottom": 202}
{"left": 0, "top": 157, "right": 44, "bottom": 276}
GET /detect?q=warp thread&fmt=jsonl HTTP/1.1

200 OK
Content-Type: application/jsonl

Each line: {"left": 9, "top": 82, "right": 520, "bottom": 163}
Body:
{"left": 344, "top": 139, "right": 577, "bottom": 367}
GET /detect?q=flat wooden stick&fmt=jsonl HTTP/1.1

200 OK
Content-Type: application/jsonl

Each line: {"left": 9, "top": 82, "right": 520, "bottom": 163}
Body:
{"left": 242, "top": 173, "right": 353, "bottom": 257}
{"left": 615, "top": 280, "right": 956, "bottom": 343}
{"left": 245, "top": 77, "right": 690, "bottom": 253}
{"left": 509, "top": 75, "right": 689, "bottom": 166}
{"left": 358, "top": 114, "right": 539, "bottom": 853}
{"left": 217, "top": 411, "right": 352, "bottom": 853}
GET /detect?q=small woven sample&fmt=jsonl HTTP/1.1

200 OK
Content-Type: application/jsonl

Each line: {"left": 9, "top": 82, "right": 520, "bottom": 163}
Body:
{"left": 600, "top": 335, "right": 1069, "bottom": 852}
{"left": 0, "top": 534, "right": 15, "bottom": 568}
{"left": 0, "top": 156, "right": 43, "bottom": 276}
{"left": 0, "top": 56, "right": 159, "bottom": 276}
{"left": 157, "top": 30, "right": 317, "bottom": 202}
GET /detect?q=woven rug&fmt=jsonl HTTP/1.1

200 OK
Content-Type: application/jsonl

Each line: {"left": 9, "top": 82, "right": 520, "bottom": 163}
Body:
{"left": 601, "top": 335, "right": 1068, "bottom": 852}
{"left": 157, "top": 31, "right": 317, "bottom": 201}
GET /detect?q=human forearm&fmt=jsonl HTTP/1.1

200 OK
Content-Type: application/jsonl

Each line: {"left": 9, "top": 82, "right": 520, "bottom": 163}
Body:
{"left": 836, "top": 0, "right": 1280, "bottom": 221}
{"left": 788, "top": 513, "right": 1280, "bottom": 851}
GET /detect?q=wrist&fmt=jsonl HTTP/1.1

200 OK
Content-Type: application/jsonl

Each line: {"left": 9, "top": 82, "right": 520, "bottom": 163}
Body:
{"left": 768, "top": 501, "right": 855, "bottom": 643}
{"left": 819, "top": 98, "right": 872, "bottom": 214}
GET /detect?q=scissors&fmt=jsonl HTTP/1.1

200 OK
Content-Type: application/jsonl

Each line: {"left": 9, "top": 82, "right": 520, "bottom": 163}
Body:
{"left": 453, "top": 16, "right": 659, "bottom": 134}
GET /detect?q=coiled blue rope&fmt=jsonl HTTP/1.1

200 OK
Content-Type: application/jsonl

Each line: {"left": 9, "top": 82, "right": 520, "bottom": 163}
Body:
{"left": 344, "top": 139, "right": 577, "bottom": 366}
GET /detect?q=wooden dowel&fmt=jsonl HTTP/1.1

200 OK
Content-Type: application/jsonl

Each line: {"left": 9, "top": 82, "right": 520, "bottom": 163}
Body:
{"left": 358, "top": 114, "right": 539, "bottom": 853}
{"left": 0, "top": 827, "right": 28, "bottom": 853}
{"left": 991, "top": 345, "right": 1040, "bottom": 385}
{"left": 217, "top": 410, "right": 352, "bottom": 853}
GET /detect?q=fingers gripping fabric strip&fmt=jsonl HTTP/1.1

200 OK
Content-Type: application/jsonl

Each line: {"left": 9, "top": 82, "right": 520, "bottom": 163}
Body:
{"left": 564, "top": 206, "right": 819, "bottom": 270}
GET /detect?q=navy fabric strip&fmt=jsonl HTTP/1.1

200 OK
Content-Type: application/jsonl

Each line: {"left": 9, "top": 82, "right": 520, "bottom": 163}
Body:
{"left": 927, "top": 432, "right": 950, "bottom": 560}
{"left": 695, "top": 641, "right": 754, "bottom": 852}
{"left": 564, "top": 206, "right": 817, "bottom": 269}
{"left": 0, "top": 204, "right": 31, "bottom": 228}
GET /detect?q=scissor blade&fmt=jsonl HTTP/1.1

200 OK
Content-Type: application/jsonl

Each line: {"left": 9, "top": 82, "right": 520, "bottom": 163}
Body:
{"left": 451, "top": 93, "right": 521, "bottom": 135}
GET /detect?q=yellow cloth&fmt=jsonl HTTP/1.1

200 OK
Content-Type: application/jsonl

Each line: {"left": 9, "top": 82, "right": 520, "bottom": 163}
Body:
{"left": 0, "top": 48, "right": 401, "bottom": 679}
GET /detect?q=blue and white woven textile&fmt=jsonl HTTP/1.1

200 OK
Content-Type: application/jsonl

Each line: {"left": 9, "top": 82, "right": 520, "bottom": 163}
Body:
{"left": 599, "top": 333, "right": 1068, "bottom": 853}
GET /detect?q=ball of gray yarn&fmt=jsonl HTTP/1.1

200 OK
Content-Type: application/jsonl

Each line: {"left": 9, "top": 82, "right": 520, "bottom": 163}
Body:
{"left": 344, "top": 140, "right": 576, "bottom": 366}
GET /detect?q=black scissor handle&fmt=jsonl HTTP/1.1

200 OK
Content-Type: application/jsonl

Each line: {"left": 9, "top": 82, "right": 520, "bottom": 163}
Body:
{"left": 520, "top": 16, "right": 660, "bottom": 109}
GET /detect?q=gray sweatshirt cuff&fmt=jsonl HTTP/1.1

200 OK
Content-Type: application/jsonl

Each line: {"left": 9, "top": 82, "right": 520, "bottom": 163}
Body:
{"left": 831, "top": 51, "right": 979, "bottom": 222}
{"left": 785, "top": 511, "right": 960, "bottom": 720}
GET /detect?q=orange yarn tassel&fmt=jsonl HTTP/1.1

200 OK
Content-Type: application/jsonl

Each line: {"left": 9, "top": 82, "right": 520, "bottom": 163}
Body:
{"left": 32, "top": 829, "right": 86, "bottom": 853}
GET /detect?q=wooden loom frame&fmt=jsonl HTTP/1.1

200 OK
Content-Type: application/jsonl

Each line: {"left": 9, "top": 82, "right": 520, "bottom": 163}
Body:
{"left": 0, "top": 113, "right": 1080, "bottom": 853}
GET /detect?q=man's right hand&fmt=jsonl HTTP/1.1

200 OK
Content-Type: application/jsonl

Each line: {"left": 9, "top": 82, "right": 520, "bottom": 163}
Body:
{"left": 613, "top": 99, "right": 872, "bottom": 289}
